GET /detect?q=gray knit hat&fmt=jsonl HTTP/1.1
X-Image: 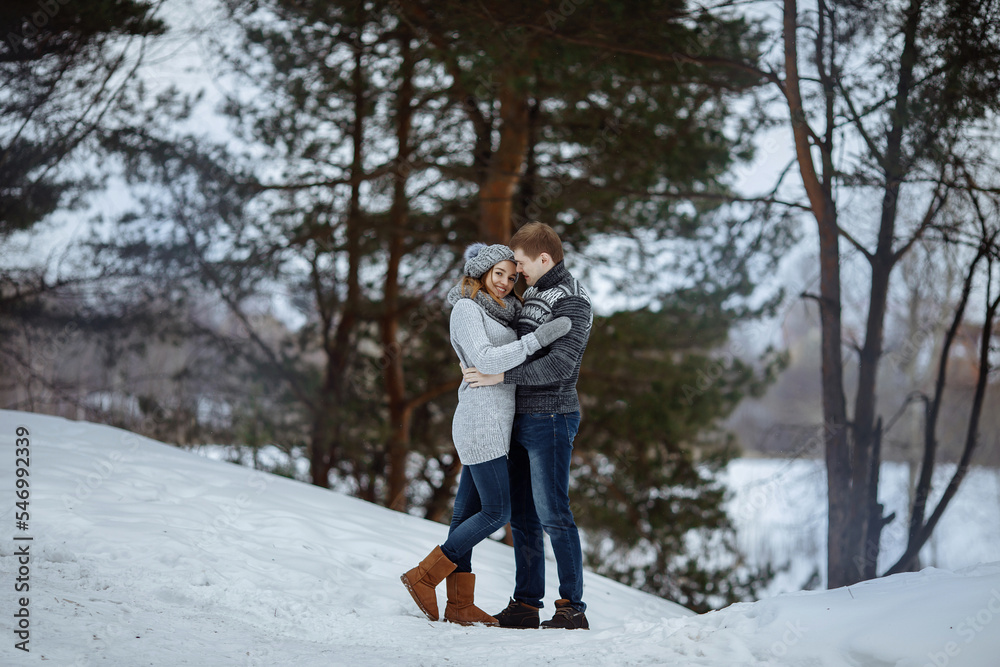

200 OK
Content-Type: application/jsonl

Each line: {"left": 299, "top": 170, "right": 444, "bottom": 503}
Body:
{"left": 463, "top": 243, "right": 515, "bottom": 278}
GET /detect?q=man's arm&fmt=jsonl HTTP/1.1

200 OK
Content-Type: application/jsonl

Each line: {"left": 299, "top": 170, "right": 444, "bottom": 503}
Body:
{"left": 503, "top": 294, "right": 591, "bottom": 386}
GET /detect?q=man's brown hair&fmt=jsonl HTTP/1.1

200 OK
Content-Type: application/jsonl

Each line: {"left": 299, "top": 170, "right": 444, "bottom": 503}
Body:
{"left": 508, "top": 222, "right": 564, "bottom": 263}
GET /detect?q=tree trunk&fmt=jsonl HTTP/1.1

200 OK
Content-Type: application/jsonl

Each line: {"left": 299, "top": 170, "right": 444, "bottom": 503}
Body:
{"left": 309, "top": 398, "right": 335, "bottom": 489}
{"left": 846, "top": 0, "right": 923, "bottom": 582}
{"left": 479, "top": 78, "right": 530, "bottom": 243}
{"left": 515, "top": 97, "right": 540, "bottom": 225}
{"left": 311, "top": 32, "right": 366, "bottom": 488}
{"left": 395, "top": 3, "right": 525, "bottom": 242}
{"left": 422, "top": 456, "right": 462, "bottom": 523}
{"left": 887, "top": 189, "right": 995, "bottom": 573}
{"left": 817, "top": 205, "right": 852, "bottom": 589}
{"left": 861, "top": 418, "right": 890, "bottom": 580}
{"left": 783, "top": 0, "right": 852, "bottom": 589}
{"left": 383, "top": 32, "right": 416, "bottom": 511}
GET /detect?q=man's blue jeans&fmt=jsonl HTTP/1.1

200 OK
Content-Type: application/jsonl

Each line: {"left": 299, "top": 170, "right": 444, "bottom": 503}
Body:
{"left": 508, "top": 411, "right": 585, "bottom": 612}
{"left": 441, "top": 455, "right": 511, "bottom": 572}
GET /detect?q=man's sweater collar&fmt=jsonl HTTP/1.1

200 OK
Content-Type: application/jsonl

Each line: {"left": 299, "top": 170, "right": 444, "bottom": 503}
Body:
{"left": 531, "top": 260, "right": 569, "bottom": 292}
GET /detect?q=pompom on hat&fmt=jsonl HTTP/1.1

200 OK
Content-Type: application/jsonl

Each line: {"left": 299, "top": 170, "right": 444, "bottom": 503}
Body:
{"left": 462, "top": 242, "right": 515, "bottom": 278}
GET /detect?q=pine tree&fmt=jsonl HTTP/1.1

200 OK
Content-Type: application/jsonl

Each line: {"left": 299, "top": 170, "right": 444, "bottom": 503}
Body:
{"left": 90, "top": 0, "right": 794, "bottom": 609}
{"left": 0, "top": 0, "right": 164, "bottom": 236}
{"left": 575, "top": 297, "right": 786, "bottom": 612}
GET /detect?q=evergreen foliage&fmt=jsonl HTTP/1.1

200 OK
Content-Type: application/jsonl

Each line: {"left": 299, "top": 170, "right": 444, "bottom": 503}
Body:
{"left": 575, "top": 302, "right": 786, "bottom": 612}
{"left": 9, "top": 0, "right": 797, "bottom": 609}
{"left": 0, "top": 0, "right": 164, "bottom": 236}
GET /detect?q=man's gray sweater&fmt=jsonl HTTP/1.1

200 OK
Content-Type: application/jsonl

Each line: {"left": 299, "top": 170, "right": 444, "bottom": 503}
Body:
{"left": 503, "top": 261, "right": 592, "bottom": 414}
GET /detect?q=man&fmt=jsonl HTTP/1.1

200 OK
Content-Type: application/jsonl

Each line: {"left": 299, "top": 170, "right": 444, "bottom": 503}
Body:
{"left": 463, "top": 222, "right": 593, "bottom": 630}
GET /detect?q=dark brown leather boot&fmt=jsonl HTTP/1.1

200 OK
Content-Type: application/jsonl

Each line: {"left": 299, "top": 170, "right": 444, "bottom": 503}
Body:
{"left": 540, "top": 598, "right": 589, "bottom": 630}
{"left": 400, "top": 546, "right": 457, "bottom": 621}
{"left": 443, "top": 573, "right": 499, "bottom": 626}
{"left": 493, "top": 597, "right": 540, "bottom": 629}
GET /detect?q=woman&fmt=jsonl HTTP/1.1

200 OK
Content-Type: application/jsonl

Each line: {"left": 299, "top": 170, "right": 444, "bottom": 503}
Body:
{"left": 401, "top": 243, "right": 571, "bottom": 626}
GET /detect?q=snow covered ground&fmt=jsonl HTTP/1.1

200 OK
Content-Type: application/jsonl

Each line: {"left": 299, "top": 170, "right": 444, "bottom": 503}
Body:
{"left": 1, "top": 409, "right": 999, "bottom": 666}
{"left": 198, "top": 441, "right": 1000, "bottom": 597}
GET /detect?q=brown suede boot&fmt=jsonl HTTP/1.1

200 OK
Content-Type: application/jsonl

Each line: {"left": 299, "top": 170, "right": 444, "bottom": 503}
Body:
{"left": 400, "top": 546, "right": 457, "bottom": 621}
{"left": 443, "top": 572, "right": 499, "bottom": 626}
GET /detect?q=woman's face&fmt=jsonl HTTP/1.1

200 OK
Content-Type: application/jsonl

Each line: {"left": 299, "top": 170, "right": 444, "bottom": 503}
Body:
{"left": 484, "top": 260, "right": 517, "bottom": 299}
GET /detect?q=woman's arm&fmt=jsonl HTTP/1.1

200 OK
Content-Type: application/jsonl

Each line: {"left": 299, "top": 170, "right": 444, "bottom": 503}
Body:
{"left": 451, "top": 299, "right": 541, "bottom": 375}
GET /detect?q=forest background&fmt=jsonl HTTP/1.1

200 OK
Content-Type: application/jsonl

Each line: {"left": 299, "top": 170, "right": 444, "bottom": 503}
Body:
{"left": 3, "top": 0, "right": 1000, "bottom": 613}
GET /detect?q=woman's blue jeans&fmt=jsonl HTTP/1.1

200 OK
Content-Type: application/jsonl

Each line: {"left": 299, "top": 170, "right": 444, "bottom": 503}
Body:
{"left": 441, "top": 455, "right": 511, "bottom": 572}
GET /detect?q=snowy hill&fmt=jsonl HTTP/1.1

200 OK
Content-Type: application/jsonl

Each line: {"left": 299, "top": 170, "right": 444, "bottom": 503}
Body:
{"left": 1, "top": 410, "right": 999, "bottom": 666}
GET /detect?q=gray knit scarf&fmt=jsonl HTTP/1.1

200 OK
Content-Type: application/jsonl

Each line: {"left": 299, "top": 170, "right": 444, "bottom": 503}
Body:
{"left": 447, "top": 283, "right": 521, "bottom": 326}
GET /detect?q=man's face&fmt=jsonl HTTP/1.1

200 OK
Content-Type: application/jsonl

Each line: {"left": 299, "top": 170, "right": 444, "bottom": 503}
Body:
{"left": 513, "top": 249, "right": 549, "bottom": 286}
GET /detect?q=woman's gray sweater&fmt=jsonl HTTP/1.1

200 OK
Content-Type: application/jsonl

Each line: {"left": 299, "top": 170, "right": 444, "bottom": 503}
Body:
{"left": 450, "top": 297, "right": 543, "bottom": 465}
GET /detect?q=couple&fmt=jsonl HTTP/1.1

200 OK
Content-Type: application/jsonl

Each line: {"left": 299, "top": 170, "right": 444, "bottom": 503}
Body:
{"left": 401, "top": 222, "right": 593, "bottom": 630}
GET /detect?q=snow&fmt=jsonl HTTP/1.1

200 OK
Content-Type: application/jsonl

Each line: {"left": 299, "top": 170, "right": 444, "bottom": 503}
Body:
{"left": 1, "top": 409, "right": 999, "bottom": 666}
{"left": 724, "top": 459, "right": 1000, "bottom": 594}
